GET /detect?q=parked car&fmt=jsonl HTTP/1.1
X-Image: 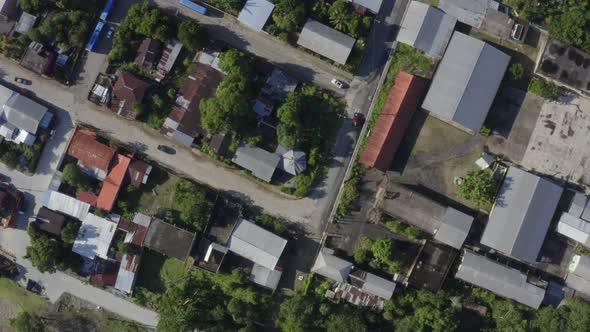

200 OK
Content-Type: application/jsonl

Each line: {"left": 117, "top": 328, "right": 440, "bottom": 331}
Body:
{"left": 14, "top": 77, "right": 31, "bottom": 85}
{"left": 0, "top": 173, "right": 9, "bottom": 183}
{"left": 157, "top": 145, "right": 176, "bottom": 154}
{"left": 353, "top": 112, "right": 365, "bottom": 128}
{"left": 26, "top": 280, "right": 43, "bottom": 295}
{"left": 331, "top": 78, "right": 345, "bottom": 89}
{"left": 511, "top": 23, "right": 528, "bottom": 43}
{"left": 106, "top": 26, "right": 115, "bottom": 39}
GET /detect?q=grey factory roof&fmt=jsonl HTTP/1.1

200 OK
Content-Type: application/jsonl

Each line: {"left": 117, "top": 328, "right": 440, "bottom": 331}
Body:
{"left": 398, "top": 1, "right": 457, "bottom": 58}
{"left": 422, "top": 32, "right": 510, "bottom": 133}
{"left": 250, "top": 263, "right": 282, "bottom": 290}
{"left": 312, "top": 248, "right": 353, "bottom": 282}
{"left": 480, "top": 167, "right": 563, "bottom": 263}
{"left": 455, "top": 251, "right": 546, "bottom": 308}
{"left": 232, "top": 145, "right": 280, "bottom": 182}
{"left": 238, "top": 0, "right": 274, "bottom": 32}
{"left": 434, "top": 207, "right": 474, "bottom": 249}
{"left": 297, "top": 19, "right": 356, "bottom": 65}
{"left": 557, "top": 212, "right": 590, "bottom": 246}
{"left": 438, "top": 0, "right": 491, "bottom": 28}
{"left": 3, "top": 93, "right": 48, "bottom": 134}
{"left": 569, "top": 192, "right": 588, "bottom": 218}
{"left": 361, "top": 272, "right": 396, "bottom": 299}
{"left": 227, "top": 219, "right": 287, "bottom": 270}
{"left": 566, "top": 255, "right": 590, "bottom": 295}
{"left": 349, "top": 0, "right": 383, "bottom": 13}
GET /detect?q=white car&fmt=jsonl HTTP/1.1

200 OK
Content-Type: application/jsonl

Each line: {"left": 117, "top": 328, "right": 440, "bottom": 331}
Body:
{"left": 331, "top": 78, "right": 345, "bottom": 89}
{"left": 106, "top": 27, "right": 115, "bottom": 39}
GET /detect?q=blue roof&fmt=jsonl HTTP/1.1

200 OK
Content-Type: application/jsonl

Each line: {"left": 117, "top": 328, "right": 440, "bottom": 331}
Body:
{"left": 100, "top": 0, "right": 115, "bottom": 21}
{"left": 85, "top": 21, "right": 105, "bottom": 52}
{"left": 238, "top": 0, "right": 275, "bottom": 32}
{"left": 180, "top": 0, "right": 207, "bottom": 14}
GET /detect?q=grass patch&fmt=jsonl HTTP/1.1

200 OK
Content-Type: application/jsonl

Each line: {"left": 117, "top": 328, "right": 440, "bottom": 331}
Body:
{"left": 135, "top": 250, "right": 186, "bottom": 294}
{"left": 116, "top": 167, "right": 180, "bottom": 217}
{"left": 410, "top": 116, "right": 471, "bottom": 156}
{"left": 0, "top": 278, "right": 47, "bottom": 312}
{"left": 160, "top": 257, "right": 187, "bottom": 286}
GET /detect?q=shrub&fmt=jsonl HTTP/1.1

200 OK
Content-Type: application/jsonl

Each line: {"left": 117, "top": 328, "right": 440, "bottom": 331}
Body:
{"left": 509, "top": 62, "right": 524, "bottom": 80}
{"left": 528, "top": 77, "right": 560, "bottom": 100}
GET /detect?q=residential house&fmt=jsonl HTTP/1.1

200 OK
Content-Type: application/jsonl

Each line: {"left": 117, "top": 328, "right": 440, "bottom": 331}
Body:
{"left": 421, "top": 32, "right": 510, "bottom": 133}
{"left": 72, "top": 213, "right": 118, "bottom": 260}
{"left": 260, "top": 68, "right": 297, "bottom": 102}
{"left": 398, "top": 1, "right": 456, "bottom": 58}
{"left": 21, "top": 41, "right": 55, "bottom": 76}
{"left": 438, "top": 0, "right": 495, "bottom": 28}
{"left": 564, "top": 255, "right": 590, "bottom": 296}
{"left": 143, "top": 216, "right": 196, "bottom": 260}
{"left": 455, "top": 250, "right": 546, "bottom": 309}
{"left": 155, "top": 39, "right": 183, "bottom": 82}
{"left": 297, "top": 19, "right": 356, "bottom": 65}
{"left": 433, "top": 207, "right": 474, "bottom": 249}
{"left": 557, "top": 192, "right": 590, "bottom": 246}
{"left": 480, "top": 167, "right": 563, "bottom": 263}
{"left": 134, "top": 38, "right": 162, "bottom": 70}
{"left": 0, "top": 183, "right": 23, "bottom": 228}
{"left": 161, "top": 63, "right": 223, "bottom": 146}
{"left": 110, "top": 71, "right": 151, "bottom": 120}
{"left": 277, "top": 149, "right": 307, "bottom": 176}
{"left": 127, "top": 160, "right": 152, "bottom": 188}
{"left": 114, "top": 213, "right": 151, "bottom": 294}
{"left": 14, "top": 12, "right": 36, "bottom": 35}
{"left": 347, "top": 0, "right": 383, "bottom": 14}
{"left": 208, "top": 133, "right": 231, "bottom": 157}
{"left": 232, "top": 145, "right": 281, "bottom": 182}
{"left": 359, "top": 72, "right": 427, "bottom": 171}
{"left": 0, "top": 88, "right": 52, "bottom": 146}
{"left": 227, "top": 219, "right": 288, "bottom": 289}
{"left": 36, "top": 207, "right": 66, "bottom": 238}
{"left": 312, "top": 248, "right": 354, "bottom": 282}
{"left": 0, "top": 0, "right": 17, "bottom": 19}
{"left": 96, "top": 153, "right": 131, "bottom": 212}
{"left": 42, "top": 190, "right": 91, "bottom": 221}
{"left": 238, "top": 0, "right": 274, "bottom": 32}
{"left": 67, "top": 128, "right": 116, "bottom": 180}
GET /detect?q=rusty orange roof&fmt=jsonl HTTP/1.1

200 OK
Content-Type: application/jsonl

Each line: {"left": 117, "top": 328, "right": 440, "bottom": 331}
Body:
{"left": 76, "top": 192, "right": 98, "bottom": 206}
{"left": 67, "top": 128, "right": 115, "bottom": 172}
{"left": 359, "top": 72, "right": 427, "bottom": 171}
{"left": 96, "top": 154, "right": 131, "bottom": 211}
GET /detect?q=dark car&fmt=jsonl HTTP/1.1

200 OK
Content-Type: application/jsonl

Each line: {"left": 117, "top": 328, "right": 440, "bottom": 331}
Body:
{"left": 157, "top": 145, "right": 176, "bottom": 154}
{"left": 14, "top": 77, "right": 31, "bottom": 85}
{"left": 26, "top": 280, "right": 43, "bottom": 295}
{"left": 0, "top": 173, "right": 9, "bottom": 183}
{"left": 353, "top": 112, "right": 365, "bottom": 128}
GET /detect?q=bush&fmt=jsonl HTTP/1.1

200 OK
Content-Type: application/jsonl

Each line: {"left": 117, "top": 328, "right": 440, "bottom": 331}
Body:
{"left": 61, "top": 163, "right": 91, "bottom": 193}
{"left": 528, "top": 77, "right": 560, "bottom": 100}
{"left": 256, "top": 214, "right": 288, "bottom": 236}
{"left": 457, "top": 169, "right": 497, "bottom": 208}
{"left": 60, "top": 221, "right": 80, "bottom": 244}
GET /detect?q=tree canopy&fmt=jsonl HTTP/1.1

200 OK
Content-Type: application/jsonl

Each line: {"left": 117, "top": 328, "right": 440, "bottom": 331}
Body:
{"left": 26, "top": 236, "right": 61, "bottom": 273}
{"left": 457, "top": 169, "right": 496, "bottom": 208}
{"left": 61, "top": 163, "right": 90, "bottom": 193}
{"left": 171, "top": 179, "right": 213, "bottom": 232}
{"left": 60, "top": 221, "right": 80, "bottom": 244}
{"left": 29, "top": 11, "right": 91, "bottom": 48}
{"left": 177, "top": 20, "right": 207, "bottom": 52}
{"left": 272, "top": 0, "right": 307, "bottom": 32}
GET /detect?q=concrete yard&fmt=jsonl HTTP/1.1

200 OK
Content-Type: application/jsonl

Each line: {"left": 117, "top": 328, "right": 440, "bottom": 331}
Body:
{"left": 521, "top": 93, "right": 590, "bottom": 188}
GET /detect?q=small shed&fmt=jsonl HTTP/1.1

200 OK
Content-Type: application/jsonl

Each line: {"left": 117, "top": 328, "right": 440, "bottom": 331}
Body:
{"left": 434, "top": 207, "right": 474, "bottom": 249}
{"left": 279, "top": 150, "right": 307, "bottom": 175}
{"left": 475, "top": 153, "right": 494, "bottom": 169}
{"left": 238, "top": 0, "right": 274, "bottom": 32}
{"left": 297, "top": 19, "right": 356, "bottom": 65}
{"left": 312, "top": 248, "right": 353, "bottom": 282}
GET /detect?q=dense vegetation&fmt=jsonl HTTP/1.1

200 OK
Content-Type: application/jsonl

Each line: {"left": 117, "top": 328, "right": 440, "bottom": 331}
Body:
{"left": 26, "top": 223, "right": 82, "bottom": 274}
{"left": 19, "top": 0, "right": 103, "bottom": 14}
{"left": 28, "top": 11, "right": 91, "bottom": 49}
{"left": 528, "top": 77, "right": 561, "bottom": 100}
{"left": 353, "top": 236, "right": 403, "bottom": 274}
{"left": 457, "top": 169, "right": 497, "bottom": 209}
{"left": 171, "top": 179, "right": 213, "bottom": 232}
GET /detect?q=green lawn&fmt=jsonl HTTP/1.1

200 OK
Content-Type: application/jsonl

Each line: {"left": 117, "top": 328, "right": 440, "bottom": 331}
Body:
{"left": 0, "top": 278, "right": 47, "bottom": 312}
{"left": 410, "top": 116, "right": 472, "bottom": 156}
{"left": 135, "top": 250, "right": 186, "bottom": 294}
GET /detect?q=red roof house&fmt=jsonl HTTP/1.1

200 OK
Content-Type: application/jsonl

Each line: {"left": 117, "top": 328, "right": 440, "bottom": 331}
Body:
{"left": 67, "top": 128, "right": 116, "bottom": 179}
{"left": 96, "top": 154, "right": 131, "bottom": 212}
{"left": 111, "top": 71, "right": 151, "bottom": 120}
{"left": 76, "top": 192, "right": 98, "bottom": 206}
{"left": 0, "top": 183, "right": 24, "bottom": 228}
{"left": 127, "top": 159, "right": 152, "bottom": 188}
{"left": 359, "top": 72, "right": 427, "bottom": 171}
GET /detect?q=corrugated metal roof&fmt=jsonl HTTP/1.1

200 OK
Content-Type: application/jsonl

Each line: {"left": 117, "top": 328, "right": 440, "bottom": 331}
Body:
{"left": 422, "top": 32, "right": 510, "bottom": 133}
{"left": 227, "top": 219, "right": 287, "bottom": 270}
{"left": 297, "top": 19, "right": 356, "bottom": 65}
{"left": 72, "top": 213, "right": 118, "bottom": 260}
{"left": 398, "top": 1, "right": 456, "bottom": 58}
{"left": 238, "top": 0, "right": 274, "bottom": 32}
{"left": 438, "top": 0, "right": 489, "bottom": 28}
{"left": 114, "top": 254, "right": 138, "bottom": 293}
{"left": 0, "top": 85, "right": 15, "bottom": 106}
{"left": 232, "top": 145, "right": 280, "bottom": 182}
{"left": 311, "top": 248, "right": 353, "bottom": 282}
{"left": 565, "top": 273, "right": 590, "bottom": 295}
{"left": 480, "top": 167, "right": 563, "bottom": 262}
{"left": 359, "top": 72, "right": 426, "bottom": 170}
{"left": 349, "top": 0, "right": 383, "bottom": 13}
{"left": 3, "top": 93, "right": 48, "bottom": 134}
{"left": 557, "top": 212, "right": 590, "bottom": 246}
{"left": 361, "top": 273, "right": 396, "bottom": 299}
{"left": 43, "top": 190, "right": 90, "bottom": 221}
{"left": 249, "top": 263, "right": 282, "bottom": 289}
{"left": 434, "top": 207, "right": 474, "bottom": 249}
{"left": 455, "top": 251, "right": 545, "bottom": 308}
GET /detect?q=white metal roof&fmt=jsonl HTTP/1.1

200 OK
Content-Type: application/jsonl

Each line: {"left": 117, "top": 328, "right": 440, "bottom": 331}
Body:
{"left": 72, "top": 213, "right": 118, "bottom": 260}
{"left": 227, "top": 219, "right": 287, "bottom": 270}
{"left": 114, "top": 254, "right": 138, "bottom": 294}
{"left": 238, "top": 0, "right": 274, "bottom": 32}
{"left": 434, "top": 207, "right": 473, "bottom": 249}
{"left": 232, "top": 145, "right": 280, "bottom": 182}
{"left": 361, "top": 272, "right": 396, "bottom": 299}
{"left": 311, "top": 248, "right": 353, "bottom": 282}
{"left": 438, "top": 0, "right": 490, "bottom": 28}
{"left": 43, "top": 190, "right": 90, "bottom": 221}
{"left": 3, "top": 93, "right": 48, "bottom": 134}
{"left": 0, "top": 85, "right": 15, "bottom": 107}
{"left": 297, "top": 19, "right": 356, "bottom": 65}
{"left": 250, "top": 263, "right": 282, "bottom": 289}
{"left": 557, "top": 212, "right": 590, "bottom": 246}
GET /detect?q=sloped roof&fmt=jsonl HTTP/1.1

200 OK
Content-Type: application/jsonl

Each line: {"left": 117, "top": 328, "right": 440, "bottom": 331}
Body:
{"left": 238, "top": 0, "right": 274, "bottom": 32}
{"left": 115, "top": 254, "right": 141, "bottom": 293}
{"left": 350, "top": 0, "right": 383, "bottom": 13}
{"left": 250, "top": 263, "right": 282, "bottom": 289}
{"left": 312, "top": 248, "right": 353, "bottom": 282}
{"left": 438, "top": 0, "right": 490, "bottom": 28}
{"left": 97, "top": 154, "right": 131, "bottom": 212}
{"left": 0, "top": 84, "right": 15, "bottom": 106}
{"left": 557, "top": 212, "right": 590, "bottom": 246}
{"left": 481, "top": 167, "right": 563, "bottom": 263}
{"left": 128, "top": 159, "right": 152, "bottom": 188}
{"left": 15, "top": 12, "right": 36, "bottom": 34}
{"left": 280, "top": 150, "right": 307, "bottom": 175}
{"left": 227, "top": 219, "right": 287, "bottom": 270}
{"left": 232, "top": 145, "right": 280, "bottom": 182}
{"left": 3, "top": 93, "right": 48, "bottom": 134}
{"left": 359, "top": 72, "right": 426, "bottom": 170}
{"left": 144, "top": 217, "right": 196, "bottom": 260}
{"left": 43, "top": 190, "right": 90, "bottom": 221}
{"left": 67, "top": 128, "right": 115, "bottom": 172}
{"left": 361, "top": 272, "right": 396, "bottom": 299}
{"left": 398, "top": 1, "right": 456, "bottom": 58}
{"left": 36, "top": 207, "right": 65, "bottom": 236}
{"left": 72, "top": 213, "right": 118, "bottom": 260}
{"left": 572, "top": 255, "right": 590, "bottom": 280}
{"left": 456, "top": 251, "right": 546, "bottom": 308}
{"left": 111, "top": 71, "right": 150, "bottom": 119}
{"left": 297, "top": 19, "right": 356, "bottom": 65}
{"left": 134, "top": 38, "right": 161, "bottom": 69}
{"left": 422, "top": 32, "right": 510, "bottom": 133}
{"left": 434, "top": 207, "right": 474, "bottom": 249}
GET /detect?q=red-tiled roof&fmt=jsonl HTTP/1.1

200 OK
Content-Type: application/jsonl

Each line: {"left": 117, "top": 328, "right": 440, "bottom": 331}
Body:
{"left": 90, "top": 270, "right": 118, "bottom": 287}
{"left": 117, "top": 217, "right": 148, "bottom": 247}
{"left": 128, "top": 159, "right": 151, "bottom": 188}
{"left": 359, "top": 72, "right": 427, "bottom": 171}
{"left": 96, "top": 154, "right": 131, "bottom": 212}
{"left": 67, "top": 128, "right": 115, "bottom": 173}
{"left": 76, "top": 192, "right": 98, "bottom": 206}
{"left": 111, "top": 71, "right": 151, "bottom": 120}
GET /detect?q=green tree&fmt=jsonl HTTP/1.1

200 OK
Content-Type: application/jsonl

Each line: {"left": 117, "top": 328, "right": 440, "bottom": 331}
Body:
{"left": 491, "top": 300, "right": 528, "bottom": 332}
{"left": 278, "top": 293, "right": 317, "bottom": 332}
{"left": 31, "top": 11, "right": 91, "bottom": 48}
{"left": 172, "top": 179, "right": 212, "bottom": 231}
{"left": 329, "top": 0, "right": 351, "bottom": 32}
{"left": 457, "top": 169, "right": 496, "bottom": 208}
{"left": 549, "top": 9, "right": 590, "bottom": 52}
{"left": 177, "top": 20, "right": 207, "bottom": 52}
{"left": 60, "top": 221, "right": 80, "bottom": 244}
{"left": 272, "top": 0, "right": 306, "bottom": 32}
{"left": 218, "top": 49, "right": 252, "bottom": 76}
{"left": 61, "top": 163, "right": 90, "bottom": 192}
{"left": 528, "top": 77, "right": 561, "bottom": 100}
{"left": 9, "top": 310, "right": 45, "bottom": 332}
{"left": 326, "top": 311, "right": 368, "bottom": 332}
{"left": 371, "top": 238, "right": 394, "bottom": 263}
{"left": 530, "top": 305, "right": 566, "bottom": 332}
{"left": 18, "top": 0, "right": 51, "bottom": 14}
{"left": 509, "top": 62, "right": 524, "bottom": 80}
{"left": 1, "top": 149, "right": 18, "bottom": 169}
{"left": 26, "top": 236, "right": 61, "bottom": 273}
{"left": 276, "top": 93, "right": 305, "bottom": 149}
